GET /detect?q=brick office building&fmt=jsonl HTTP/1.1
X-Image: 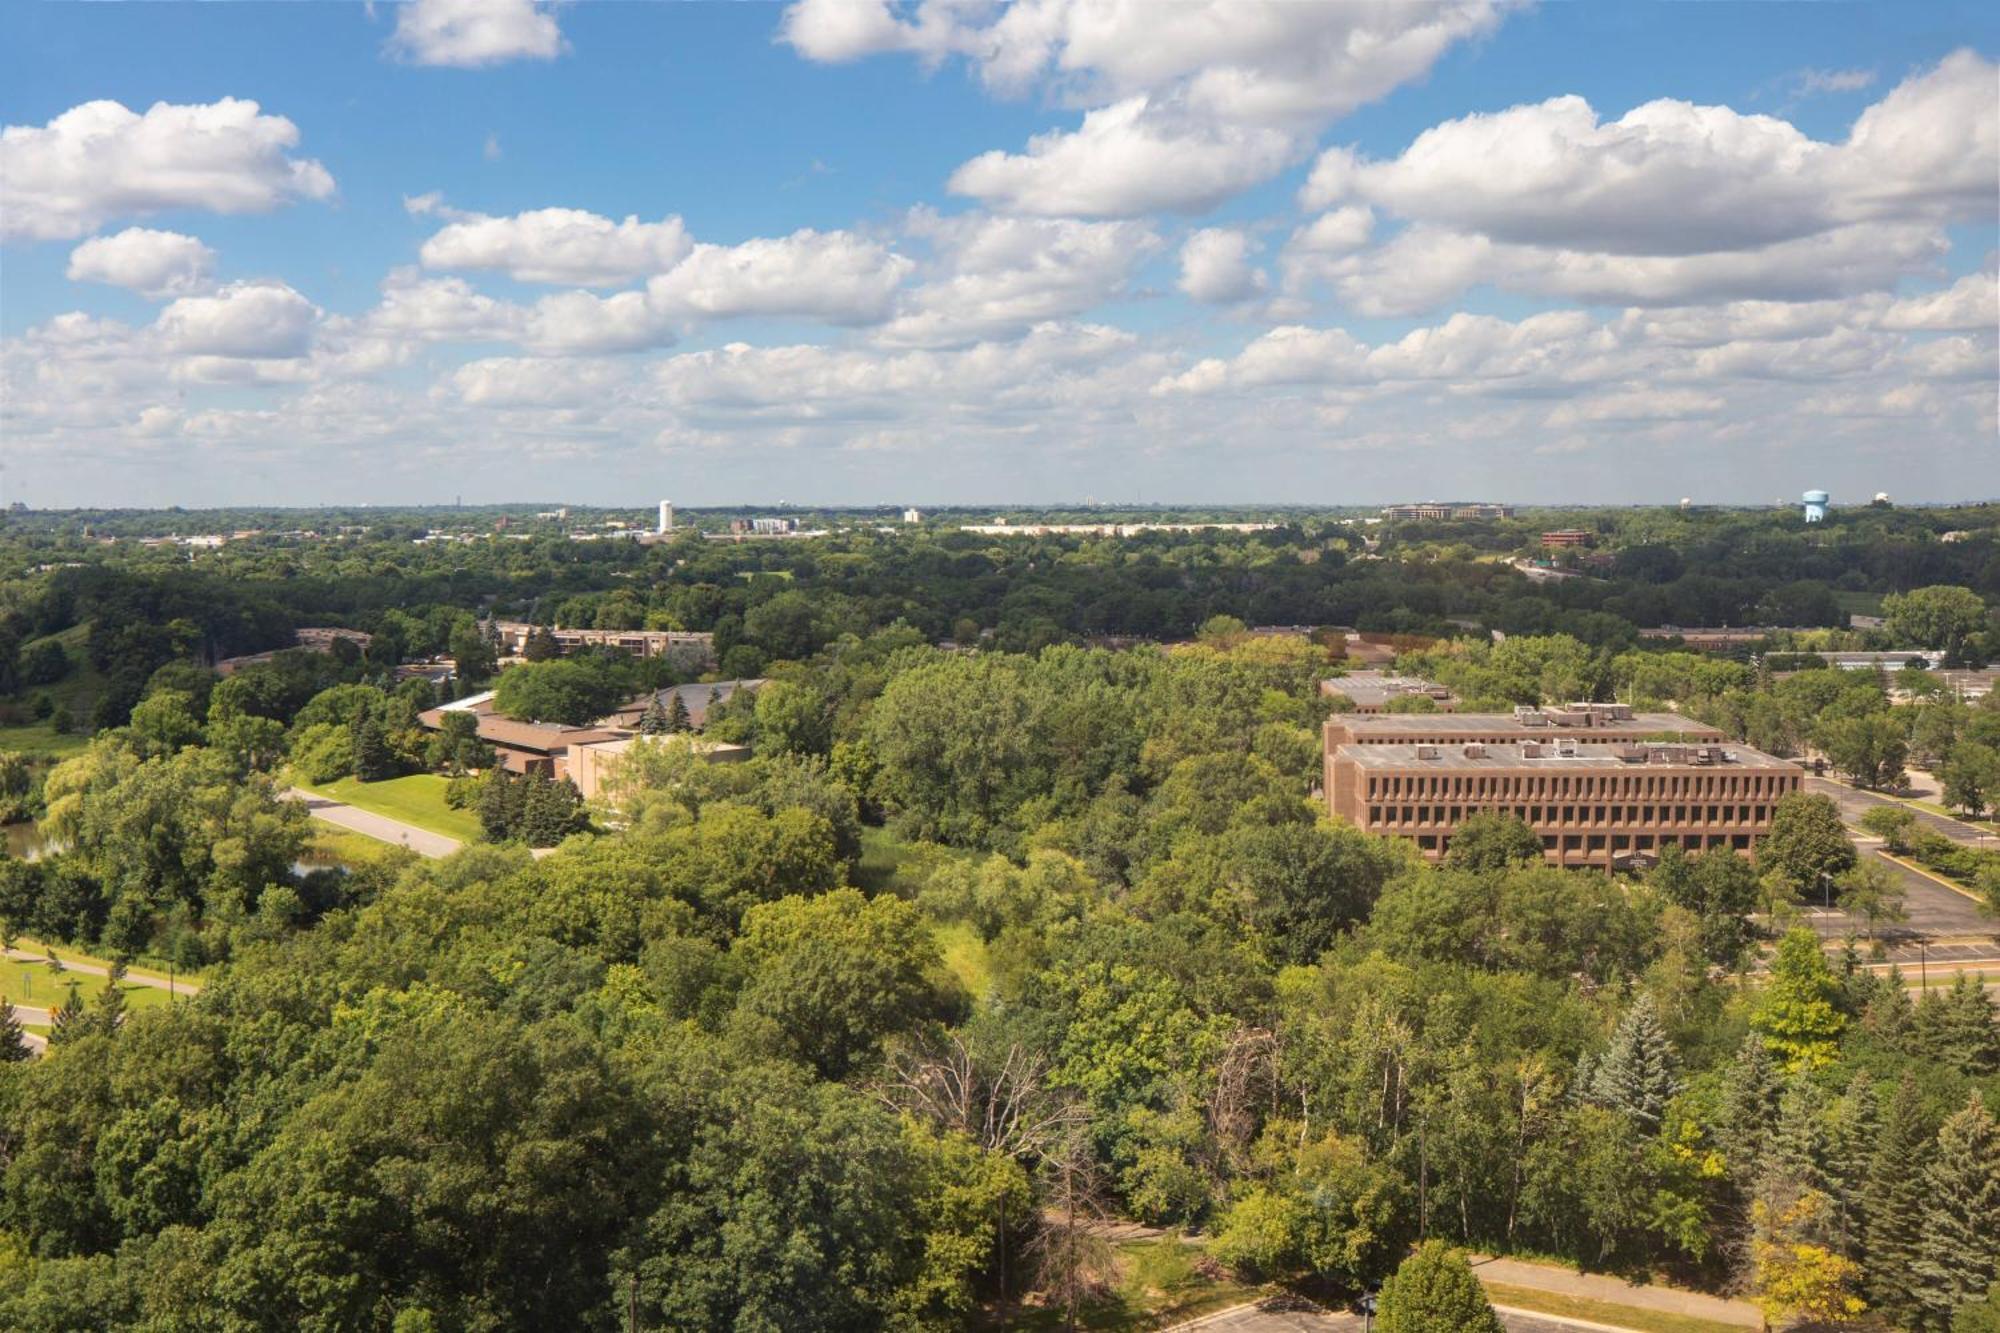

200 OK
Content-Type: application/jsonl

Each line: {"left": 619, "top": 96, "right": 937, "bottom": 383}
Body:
{"left": 1324, "top": 704, "right": 1722, "bottom": 751}
{"left": 1325, "top": 723, "right": 1799, "bottom": 869}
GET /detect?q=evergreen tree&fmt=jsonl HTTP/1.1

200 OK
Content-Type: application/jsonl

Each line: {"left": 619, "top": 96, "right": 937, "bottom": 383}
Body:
{"left": 667, "top": 691, "right": 692, "bottom": 734}
{"left": 1866, "top": 1073, "right": 1935, "bottom": 1328}
{"left": 1760, "top": 1082, "right": 1835, "bottom": 1237}
{"left": 523, "top": 627, "right": 560, "bottom": 662}
{"left": 1585, "top": 994, "right": 1679, "bottom": 1131}
{"left": 638, "top": 695, "right": 670, "bottom": 735}
{"left": 477, "top": 770, "right": 522, "bottom": 841}
{"left": 46, "top": 979, "right": 84, "bottom": 1046}
{"left": 1916, "top": 974, "right": 2000, "bottom": 1076}
{"left": 350, "top": 714, "right": 396, "bottom": 782}
{"left": 1377, "top": 1241, "right": 1505, "bottom": 1333}
{"left": 1717, "top": 1033, "right": 1783, "bottom": 1187}
{"left": 93, "top": 960, "right": 129, "bottom": 1036}
{"left": 1824, "top": 1074, "right": 1878, "bottom": 1256}
{"left": 0, "top": 996, "right": 31, "bottom": 1061}
{"left": 1912, "top": 1093, "right": 2000, "bottom": 1328}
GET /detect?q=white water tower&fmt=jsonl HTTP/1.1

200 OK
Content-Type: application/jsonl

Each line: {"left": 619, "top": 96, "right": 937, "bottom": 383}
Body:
{"left": 657, "top": 500, "right": 674, "bottom": 534}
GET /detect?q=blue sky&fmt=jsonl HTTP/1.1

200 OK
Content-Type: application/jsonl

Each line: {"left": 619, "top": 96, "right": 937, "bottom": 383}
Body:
{"left": 2, "top": 0, "right": 1994, "bottom": 508}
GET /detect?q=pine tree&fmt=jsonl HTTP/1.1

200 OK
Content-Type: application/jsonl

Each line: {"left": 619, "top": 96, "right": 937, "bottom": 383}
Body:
{"left": 1912, "top": 1092, "right": 2000, "bottom": 1327}
{"left": 667, "top": 691, "right": 692, "bottom": 733}
{"left": 1917, "top": 974, "right": 2000, "bottom": 1077}
{"left": 638, "top": 695, "right": 670, "bottom": 735}
{"left": 520, "top": 771, "right": 562, "bottom": 846}
{"left": 1865, "top": 1073, "right": 1934, "bottom": 1328}
{"left": 1585, "top": 994, "right": 1679, "bottom": 1131}
{"left": 1760, "top": 1082, "right": 1835, "bottom": 1231}
{"left": 477, "top": 770, "right": 521, "bottom": 841}
{"left": 350, "top": 714, "right": 396, "bottom": 782}
{"left": 93, "top": 960, "right": 129, "bottom": 1036}
{"left": 1823, "top": 1074, "right": 1878, "bottom": 1256}
{"left": 0, "top": 996, "right": 31, "bottom": 1061}
{"left": 523, "top": 626, "right": 560, "bottom": 661}
{"left": 46, "top": 980, "right": 84, "bottom": 1046}
{"left": 1718, "top": 1034, "right": 1782, "bottom": 1187}
{"left": 1377, "top": 1241, "right": 1505, "bottom": 1333}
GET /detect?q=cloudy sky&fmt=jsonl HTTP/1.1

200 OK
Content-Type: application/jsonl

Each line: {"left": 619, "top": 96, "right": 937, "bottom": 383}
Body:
{"left": 2, "top": 0, "right": 1994, "bottom": 508}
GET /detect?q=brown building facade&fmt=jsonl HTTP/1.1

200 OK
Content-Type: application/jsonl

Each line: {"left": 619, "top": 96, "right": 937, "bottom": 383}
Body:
{"left": 1326, "top": 733, "right": 1799, "bottom": 868}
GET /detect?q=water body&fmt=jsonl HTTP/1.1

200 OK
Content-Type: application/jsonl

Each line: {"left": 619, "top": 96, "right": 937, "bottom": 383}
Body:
{"left": 4, "top": 823, "right": 50, "bottom": 861}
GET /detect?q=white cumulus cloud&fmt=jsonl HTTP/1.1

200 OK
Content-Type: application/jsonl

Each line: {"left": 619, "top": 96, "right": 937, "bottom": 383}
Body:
{"left": 66, "top": 228, "right": 217, "bottom": 299}
{"left": 646, "top": 229, "right": 912, "bottom": 324}
{"left": 154, "top": 281, "right": 319, "bottom": 359}
{"left": 0, "top": 98, "right": 334, "bottom": 241}
{"left": 420, "top": 208, "right": 693, "bottom": 286}
{"left": 388, "top": 0, "right": 564, "bottom": 67}
{"left": 1178, "top": 229, "right": 1266, "bottom": 304}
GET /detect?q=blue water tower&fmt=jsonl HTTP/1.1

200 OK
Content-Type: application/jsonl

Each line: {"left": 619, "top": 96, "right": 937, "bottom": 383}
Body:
{"left": 1802, "top": 489, "right": 1829, "bottom": 523}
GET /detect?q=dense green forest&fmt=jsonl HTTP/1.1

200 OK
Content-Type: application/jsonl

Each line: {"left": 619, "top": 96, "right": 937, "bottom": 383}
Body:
{"left": 0, "top": 505, "right": 1996, "bottom": 1331}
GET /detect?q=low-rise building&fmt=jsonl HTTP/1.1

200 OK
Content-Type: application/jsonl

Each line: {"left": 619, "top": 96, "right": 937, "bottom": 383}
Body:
{"left": 1324, "top": 705, "right": 1722, "bottom": 751}
{"left": 1320, "top": 671, "right": 1458, "bottom": 712}
{"left": 1326, "top": 735, "right": 1801, "bottom": 867}
{"left": 1540, "top": 529, "right": 1595, "bottom": 548}
{"left": 596, "top": 679, "right": 765, "bottom": 731}
{"left": 567, "top": 734, "right": 752, "bottom": 801}
{"left": 491, "top": 621, "right": 714, "bottom": 663}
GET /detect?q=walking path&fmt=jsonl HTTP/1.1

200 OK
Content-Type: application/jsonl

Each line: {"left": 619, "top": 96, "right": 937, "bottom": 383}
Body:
{"left": 4, "top": 945, "right": 201, "bottom": 996}
{"left": 1469, "top": 1256, "right": 1760, "bottom": 1328}
{"left": 286, "top": 787, "right": 462, "bottom": 858}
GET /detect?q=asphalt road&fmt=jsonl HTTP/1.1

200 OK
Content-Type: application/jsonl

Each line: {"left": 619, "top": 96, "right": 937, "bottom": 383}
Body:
{"left": 286, "top": 788, "right": 461, "bottom": 859}
{"left": 1806, "top": 777, "right": 2000, "bottom": 846}
{"left": 1178, "top": 1300, "right": 1649, "bottom": 1333}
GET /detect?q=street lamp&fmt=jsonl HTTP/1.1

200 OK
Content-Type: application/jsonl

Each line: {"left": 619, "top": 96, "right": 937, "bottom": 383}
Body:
{"left": 1361, "top": 1292, "right": 1379, "bottom": 1333}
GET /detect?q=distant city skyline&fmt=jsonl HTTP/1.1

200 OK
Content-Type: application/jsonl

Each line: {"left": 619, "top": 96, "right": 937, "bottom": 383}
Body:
{"left": 2, "top": 0, "right": 1994, "bottom": 507}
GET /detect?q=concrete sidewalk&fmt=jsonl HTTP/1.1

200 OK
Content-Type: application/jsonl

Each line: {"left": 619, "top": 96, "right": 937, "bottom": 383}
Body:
{"left": 1470, "top": 1255, "right": 1760, "bottom": 1328}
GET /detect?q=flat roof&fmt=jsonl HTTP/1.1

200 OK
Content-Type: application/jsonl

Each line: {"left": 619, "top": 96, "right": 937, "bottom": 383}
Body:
{"left": 1335, "top": 711, "right": 1718, "bottom": 737}
{"left": 1337, "top": 741, "right": 1798, "bottom": 771}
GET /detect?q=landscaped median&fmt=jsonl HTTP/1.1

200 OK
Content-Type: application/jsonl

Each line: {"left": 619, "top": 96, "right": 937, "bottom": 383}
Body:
{"left": 1482, "top": 1281, "right": 1753, "bottom": 1333}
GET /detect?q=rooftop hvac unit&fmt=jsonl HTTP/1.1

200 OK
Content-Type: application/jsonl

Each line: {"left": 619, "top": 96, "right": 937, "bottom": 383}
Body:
{"left": 1619, "top": 746, "right": 1648, "bottom": 763}
{"left": 1521, "top": 742, "right": 1544, "bottom": 758}
{"left": 1556, "top": 744, "right": 1579, "bottom": 757}
{"left": 1463, "top": 743, "right": 1487, "bottom": 758}
{"left": 1416, "top": 745, "right": 1442, "bottom": 760}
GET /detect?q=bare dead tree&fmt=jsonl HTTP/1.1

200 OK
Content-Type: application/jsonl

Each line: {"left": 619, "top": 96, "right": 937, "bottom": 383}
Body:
{"left": 876, "top": 1028, "right": 1087, "bottom": 1161}
{"left": 1025, "top": 1126, "right": 1116, "bottom": 1333}
{"left": 1205, "top": 1025, "right": 1279, "bottom": 1169}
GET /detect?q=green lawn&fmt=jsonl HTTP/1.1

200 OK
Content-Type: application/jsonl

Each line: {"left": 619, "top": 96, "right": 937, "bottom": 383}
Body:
{"left": 1, "top": 624, "right": 110, "bottom": 754}
{"left": 0, "top": 722, "right": 90, "bottom": 758}
{"left": 4, "top": 960, "right": 186, "bottom": 1017}
{"left": 302, "top": 825, "right": 422, "bottom": 871}
{"left": 855, "top": 825, "right": 978, "bottom": 895}
{"left": 1481, "top": 1281, "right": 1751, "bottom": 1333}
{"left": 935, "top": 921, "right": 995, "bottom": 1001}
{"left": 298, "top": 774, "right": 482, "bottom": 843}
{"left": 8, "top": 935, "right": 204, "bottom": 990}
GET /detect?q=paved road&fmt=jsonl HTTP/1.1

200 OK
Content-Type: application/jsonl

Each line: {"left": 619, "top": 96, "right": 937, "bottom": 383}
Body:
{"left": 2, "top": 945, "right": 201, "bottom": 995}
{"left": 287, "top": 788, "right": 461, "bottom": 859}
{"left": 1176, "top": 1300, "right": 1665, "bottom": 1333}
{"left": 1807, "top": 777, "right": 2000, "bottom": 846}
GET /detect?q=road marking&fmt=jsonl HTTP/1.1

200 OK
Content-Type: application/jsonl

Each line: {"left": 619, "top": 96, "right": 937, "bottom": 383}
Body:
{"left": 1490, "top": 1303, "right": 1658, "bottom": 1333}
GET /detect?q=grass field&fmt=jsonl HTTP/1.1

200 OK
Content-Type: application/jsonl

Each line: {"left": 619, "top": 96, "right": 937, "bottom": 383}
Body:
{"left": 8, "top": 935, "right": 204, "bottom": 990}
{"left": 934, "top": 920, "right": 995, "bottom": 1000}
{"left": 0, "top": 624, "right": 109, "bottom": 756}
{"left": 297, "top": 773, "right": 482, "bottom": 842}
{"left": 302, "top": 824, "right": 421, "bottom": 871}
{"left": 0, "top": 723, "right": 91, "bottom": 758}
{"left": 4, "top": 960, "right": 185, "bottom": 1018}
{"left": 1481, "top": 1281, "right": 1751, "bottom": 1333}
